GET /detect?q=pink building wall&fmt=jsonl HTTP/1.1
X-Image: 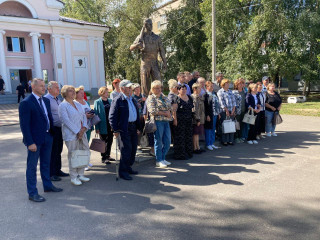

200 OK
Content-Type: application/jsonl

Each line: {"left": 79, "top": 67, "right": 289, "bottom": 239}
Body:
{"left": 40, "top": 34, "right": 53, "bottom": 82}
{"left": 0, "top": 1, "right": 33, "bottom": 18}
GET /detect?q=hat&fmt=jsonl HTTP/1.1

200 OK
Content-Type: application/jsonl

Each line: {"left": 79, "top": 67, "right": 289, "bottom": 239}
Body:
{"left": 131, "top": 83, "right": 140, "bottom": 89}
{"left": 112, "top": 78, "right": 121, "bottom": 84}
{"left": 262, "top": 76, "right": 269, "bottom": 81}
{"left": 119, "top": 79, "right": 133, "bottom": 88}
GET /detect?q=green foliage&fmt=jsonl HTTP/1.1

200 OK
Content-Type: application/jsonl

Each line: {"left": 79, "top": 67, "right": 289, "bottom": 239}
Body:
{"left": 200, "top": 0, "right": 320, "bottom": 88}
{"left": 162, "top": 0, "right": 211, "bottom": 79}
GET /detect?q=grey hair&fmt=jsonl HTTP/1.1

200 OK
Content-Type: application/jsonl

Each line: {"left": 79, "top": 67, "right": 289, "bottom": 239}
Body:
{"left": 47, "top": 81, "right": 58, "bottom": 89}
{"left": 31, "top": 78, "right": 44, "bottom": 86}
{"left": 215, "top": 72, "right": 223, "bottom": 77}
{"left": 197, "top": 77, "right": 206, "bottom": 83}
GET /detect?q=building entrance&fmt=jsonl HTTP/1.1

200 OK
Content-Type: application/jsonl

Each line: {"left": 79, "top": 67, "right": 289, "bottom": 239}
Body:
{"left": 10, "top": 69, "right": 32, "bottom": 93}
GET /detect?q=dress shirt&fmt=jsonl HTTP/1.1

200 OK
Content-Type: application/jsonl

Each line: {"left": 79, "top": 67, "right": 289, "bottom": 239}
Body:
{"left": 32, "top": 92, "right": 50, "bottom": 128}
{"left": 44, "top": 93, "right": 61, "bottom": 127}
{"left": 110, "top": 90, "right": 121, "bottom": 100}
{"left": 178, "top": 82, "right": 191, "bottom": 95}
{"left": 121, "top": 93, "right": 137, "bottom": 122}
{"left": 217, "top": 88, "right": 237, "bottom": 112}
{"left": 58, "top": 100, "right": 88, "bottom": 141}
{"left": 252, "top": 94, "right": 258, "bottom": 109}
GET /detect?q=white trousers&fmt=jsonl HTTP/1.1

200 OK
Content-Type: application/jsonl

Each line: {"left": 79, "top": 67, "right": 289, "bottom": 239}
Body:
{"left": 65, "top": 136, "right": 90, "bottom": 180}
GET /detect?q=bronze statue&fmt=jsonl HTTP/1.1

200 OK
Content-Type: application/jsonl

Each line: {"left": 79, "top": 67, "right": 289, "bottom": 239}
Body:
{"left": 130, "top": 19, "right": 167, "bottom": 95}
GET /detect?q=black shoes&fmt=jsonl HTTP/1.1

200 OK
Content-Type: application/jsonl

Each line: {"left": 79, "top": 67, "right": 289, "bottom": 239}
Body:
{"left": 128, "top": 170, "right": 138, "bottom": 175}
{"left": 222, "top": 142, "right": 228, "bottom": 146}
{"left": 57, "top": 171, "right": 69, "bottom": 177}
{"left": 193, "top": 149, "right": 202, "bottom": 154}
{"left": 44, "top": 185, "right": 63, "bottom": 192}
{"left": 50, "top": 175, "right": 61, "bottom": 181}
{"left": 228, "top": 142, "right": 234, "bottom": 146}
{"left": 29, "top": 194, "right": 46, "bottom": 202}
{"left": 120, "top": 174, "right": 133, "bottom": 180}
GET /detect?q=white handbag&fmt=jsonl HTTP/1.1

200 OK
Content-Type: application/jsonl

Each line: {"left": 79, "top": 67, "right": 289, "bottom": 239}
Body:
{"left": 242, "top": 109, "right": 256, "bottom": 125}
{"left": 222, "top": 118, "right": 236, "bottom": 134}
{"left": 71, "top": 140, "right": 91, "bottom": 168}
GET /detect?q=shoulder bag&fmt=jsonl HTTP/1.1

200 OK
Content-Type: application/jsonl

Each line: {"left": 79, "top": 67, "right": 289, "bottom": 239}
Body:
{"left": 222, "top": 117, "right": 236, "bottom": 134}
{"left": 273, "top": 111, "right": 283, "bottom": 125}
{"left": 89, "top": 134, "right": 106, "bottom": 153}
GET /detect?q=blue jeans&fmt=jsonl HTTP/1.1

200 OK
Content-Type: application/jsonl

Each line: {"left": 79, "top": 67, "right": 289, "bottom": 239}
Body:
{"left": 154, "top": 121, "right": 171, "bottom": 162}
{"left": 205, "top": 115, "right": 217, "bottom": 146}
{"left": 241, "top": 123, "right": 249, "bottom": 140}
{"left": 265, "top": 110, "right": 276, "bottom": 133}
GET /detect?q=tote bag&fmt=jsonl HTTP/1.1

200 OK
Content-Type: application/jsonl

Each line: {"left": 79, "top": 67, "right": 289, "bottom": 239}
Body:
{"left": 273, "top": 111, "right": 283, "bottom": 125}
{"left": 242, "top": 109, "right": 256, "bottom": 125}
{"left": 71, "top": 140, "right": 91, "bottom": 168}
{"left": 222, "top": 119, "right": 236, "bottom": 134}
{"left": 90, "top": 136, "right": 106, "bottom": 153}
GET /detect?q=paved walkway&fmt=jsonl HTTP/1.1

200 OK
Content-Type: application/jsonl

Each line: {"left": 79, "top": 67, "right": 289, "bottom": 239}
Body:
{"left": 0, "top": 115, "right": 319, "bottom": 239}
{"left": 0, "top": 104, "right": 19, "bottom": 126}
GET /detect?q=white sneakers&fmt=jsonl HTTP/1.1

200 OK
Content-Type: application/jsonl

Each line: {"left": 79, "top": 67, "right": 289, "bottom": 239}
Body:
{"left": 163, "top": 160, "right": 171, "bottom": 166}
{"left": 71, "top": 176, "right": 90, "bottom": 186}
{"left": 207, "top": 145, "right": 213, "bottom": 150}
{"left": 156, "top": 161, "right": 168, "bottom": 168}
{"left": 253, "top": 140, "right": 258, "bottom": 144}
{"left": 71, "top": 178, "right": 82, "bottom": 186}
{"left": 271, "top": 132, "right": 277, "bottom": 136}
{"left": 247, "top": 140, "right": 253, "bottom": 144}
{"left": 212, "top": 145, "right": 219, "bottom": 149}
{"left": 78, "top": 176, "right": 90, "bottom": 182}
{"left": 266, "top": 133, "right": 272, "bottom": 137}
{"left": 256, "top": 136, "right": 260, "bottom": 140}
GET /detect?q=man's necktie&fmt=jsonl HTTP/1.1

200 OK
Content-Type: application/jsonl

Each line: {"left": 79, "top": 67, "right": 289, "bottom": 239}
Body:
{"left": 39, "top": 97, "right": 50, "bottom": 131}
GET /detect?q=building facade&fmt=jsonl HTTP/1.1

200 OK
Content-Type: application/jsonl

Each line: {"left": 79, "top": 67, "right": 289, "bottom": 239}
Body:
{"left": 0, "top": 0, "right": 109, "bottom": 94}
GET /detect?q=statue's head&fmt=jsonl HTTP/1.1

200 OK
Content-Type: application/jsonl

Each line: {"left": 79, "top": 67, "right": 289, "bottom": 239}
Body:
{"left": 144, "top": 19, "right": 153, "bottom": 32}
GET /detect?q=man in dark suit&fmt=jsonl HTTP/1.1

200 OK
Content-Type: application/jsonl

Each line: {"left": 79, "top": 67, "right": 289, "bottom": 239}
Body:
{"left": 19, "top": 78, "right": 62, "bottom": 202}
{"left": 109, "top": 79, "right": 141, "bottom": 180}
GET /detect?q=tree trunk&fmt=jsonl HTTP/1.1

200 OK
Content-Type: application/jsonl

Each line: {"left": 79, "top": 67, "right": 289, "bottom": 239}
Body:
{"left": 278, "top": 75, "right": 281, "bottom": 94}
{"left": 307, "top": 80, "right": 311, "bottom": 97}
{"left": 303, "top": 80, "right": 307, "bottom": 96}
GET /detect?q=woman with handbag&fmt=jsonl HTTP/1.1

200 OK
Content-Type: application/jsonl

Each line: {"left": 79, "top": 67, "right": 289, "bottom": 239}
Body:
{"left": 94, "top": 87, "right": 114, "bottom": 164}
{"left": 245, "top": 83, "right": 261, "bottom": 145}
{"left": 147, "top": 80, "right": 173, "bottom": 168}
{"left": 58, "top": 85, "right": 91, "bottom": 186}
{"left": 204, "top": 81, "right": 221, "bottom": 150}
{"left": 265, "top": 83, "right": 282, "bottom": 137}
{"left": 191, "top": 83, "right": 206, "bottom": 153}
{"left": 232, "top": 78, "right": 246, "bottom": 143}
{"left": 217, "top": 79, "right": 237, "bottom": 146}
{"left": 173, "top": 84, "right": 194, "bottom": 160}
{"left": 257, "top": 82, "right": 266, "bottom": 139}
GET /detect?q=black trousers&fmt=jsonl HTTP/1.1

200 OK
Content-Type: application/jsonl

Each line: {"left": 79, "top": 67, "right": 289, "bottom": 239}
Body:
{"left": 50, "top": 126, "right": 63, "bottom": 176}
{"left": 100, "top": 125, "right": 113, "bottom": 160}
{"left": 118, "top": 123, "right": 138, "bottom": 176}
{"left": 257, "top": 111, "right": 265, "bottom": 135}
{"left": 248, "top": 113, "right": 259, "bottom": 141}
{"left": 18, "top": 93, "right": 25, "bottom": 103}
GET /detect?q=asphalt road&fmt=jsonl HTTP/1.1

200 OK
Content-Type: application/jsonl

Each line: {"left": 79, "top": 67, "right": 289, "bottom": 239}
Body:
{"left": 0, "top": 115, "right": 319, "bottom": 240}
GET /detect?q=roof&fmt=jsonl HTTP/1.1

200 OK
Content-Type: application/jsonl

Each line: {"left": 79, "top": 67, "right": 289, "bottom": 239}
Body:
{"left": 59, "top": 16, "right": 110, "bottom": 29}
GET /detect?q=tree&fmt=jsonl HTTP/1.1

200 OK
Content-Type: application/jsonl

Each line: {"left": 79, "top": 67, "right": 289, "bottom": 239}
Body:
{"left": 162, "top": 0, "right": 211, "bottom": 80}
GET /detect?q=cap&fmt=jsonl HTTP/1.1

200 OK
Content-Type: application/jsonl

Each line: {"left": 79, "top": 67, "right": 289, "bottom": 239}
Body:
{"left": 131, "top": 83, "right": 140, "bottom": 89}
{"left": 112, "top": 78, "right": 121, "bottom": 84}
{"left": 262, "top": 76, "right": 269, "bottom": 81}
{"left": 119, "top": 79, "right": 133, "bottom": 88}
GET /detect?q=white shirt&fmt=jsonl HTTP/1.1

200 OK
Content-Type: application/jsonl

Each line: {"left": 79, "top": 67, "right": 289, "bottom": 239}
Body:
{"left": 252, "top": 94, "right": 258, "bottom": 109}
{"left": 32, "top": 92, "right": 50, "bottom": 128}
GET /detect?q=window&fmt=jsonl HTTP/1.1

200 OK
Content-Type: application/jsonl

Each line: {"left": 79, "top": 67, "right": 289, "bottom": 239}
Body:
{"left": 42, "top": 70, "right": 48, "bottom": 84}
{"left": 39, "top": 39, "right": 45, "bottom": 53}
{"left": 6, "top": 37, "right": 26, "bottom": 52}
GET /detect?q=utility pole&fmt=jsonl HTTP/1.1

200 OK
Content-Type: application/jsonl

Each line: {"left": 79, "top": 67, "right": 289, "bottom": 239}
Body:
{"left": 212, "top": 0, "right": 216, "bottom": 83}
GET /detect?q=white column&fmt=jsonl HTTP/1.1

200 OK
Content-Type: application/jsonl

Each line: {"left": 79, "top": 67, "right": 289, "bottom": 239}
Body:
{"left": 88, "top": 37, "right": 97, "bottom": 88}
{"left": 51, "top": 34, "right": 64, "bottom": 85}
{"left": 63, "top": 35, "right": 73, "bottom": 85}
{"left": 29, "top": 32, "right": 42, "bottom": 79}
{"left": 97, "top": 37, "right": 105, "bottom": 87}
{"left": 0, "top": 30, "right": 9, "bottom": 92}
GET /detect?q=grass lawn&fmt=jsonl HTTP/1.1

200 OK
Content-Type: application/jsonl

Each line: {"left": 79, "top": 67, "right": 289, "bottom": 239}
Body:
{"left": 281, "top": 102, "right": 320, "bottom": 117}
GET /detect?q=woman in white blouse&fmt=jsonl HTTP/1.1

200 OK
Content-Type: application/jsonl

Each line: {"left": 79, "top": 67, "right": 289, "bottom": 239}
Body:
{"left": 58, "top": 85, "right": 91, "bottom": 186}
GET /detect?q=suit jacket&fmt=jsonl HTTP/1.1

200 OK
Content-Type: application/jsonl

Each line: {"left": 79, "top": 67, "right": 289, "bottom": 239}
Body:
{"left": 109, "top": 94, "right": 141, "bottom": 133}
{"left": 94, "top": 97, "right": 112, "bottom": 135}
{"left": 245, "top": 93, "right": 261, "bottom": 111}
{"left": 19, "top": 94, "right": 54, "bottom": 146}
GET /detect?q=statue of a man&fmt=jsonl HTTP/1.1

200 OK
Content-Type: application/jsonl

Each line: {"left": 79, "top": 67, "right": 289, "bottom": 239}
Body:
{"left": 130, "top": 19, "right": 167, "bottom": 95}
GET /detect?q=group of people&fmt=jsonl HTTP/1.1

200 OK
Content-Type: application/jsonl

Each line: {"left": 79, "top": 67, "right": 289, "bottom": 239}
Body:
{"left": 19, "top": 72, "right": 282, "bottom": 202}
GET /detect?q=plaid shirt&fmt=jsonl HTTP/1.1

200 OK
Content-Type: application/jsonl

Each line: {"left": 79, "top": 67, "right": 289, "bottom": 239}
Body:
{"left": 217, "top": 88, "right": 236, "bottom": 112}
{"left": 207, "top": 91, "right": 221, "bottom": 116}
{"left": 147, "top": 93, "right": 173, "bottom": 121}
{"left": 232, "top": 90, "right": 243, "bottom": 115}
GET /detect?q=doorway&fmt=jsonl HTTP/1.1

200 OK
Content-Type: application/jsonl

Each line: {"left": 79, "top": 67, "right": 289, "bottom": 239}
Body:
{"left": 9, "top": 69, "right": 32, "bottom": 93}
